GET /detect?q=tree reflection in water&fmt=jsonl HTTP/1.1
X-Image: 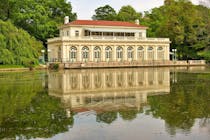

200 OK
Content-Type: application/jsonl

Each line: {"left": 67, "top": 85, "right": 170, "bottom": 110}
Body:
{"left": 147, "top": 72, "right": 210, "bottom": 135}
{"left": 96, "top": 111, "right": 117, "bottom": 124}
{"left": 0, "top": 72, "right": 73, "bottom": 139}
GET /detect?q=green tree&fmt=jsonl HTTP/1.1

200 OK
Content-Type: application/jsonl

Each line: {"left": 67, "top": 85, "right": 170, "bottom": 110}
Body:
{"left": 142, "top": 0, "right": 210, "bottom": 60}
{"left": 117, "top": 5, "right": 142, "bottom": 22}
{"left": 92, "top": 5, "right": 117, "bottom": 20}
{"left": 0, "top": 20, "right": 42, "bottom": 66}
{"left": 0, "top": 0, "right": 76, "bottom": 46}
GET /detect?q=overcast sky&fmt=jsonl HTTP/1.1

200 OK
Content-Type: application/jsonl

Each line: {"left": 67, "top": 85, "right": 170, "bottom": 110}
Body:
{"left": 69, "top": 0, "right": 200, "bottom": 19}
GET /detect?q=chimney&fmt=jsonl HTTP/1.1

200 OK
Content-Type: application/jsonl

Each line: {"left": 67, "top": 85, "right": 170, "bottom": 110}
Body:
{"left": 64, "top": 16, "right": 69, "bottom": 24}
{"left": 135, "top": 19, "right": 140, "bottom": 25}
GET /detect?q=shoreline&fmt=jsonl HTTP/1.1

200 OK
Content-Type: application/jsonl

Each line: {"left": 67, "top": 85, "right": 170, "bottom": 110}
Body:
{"left": 0, "top": 67, "right": 48, "bottom": 72}
{"left": 0, "top": 64, "right": 208, "bottom": 72}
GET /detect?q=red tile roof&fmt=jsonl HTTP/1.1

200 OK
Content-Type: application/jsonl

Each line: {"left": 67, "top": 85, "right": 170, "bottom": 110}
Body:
{"left": 66, "top": 20, "right": 146, "bottom": 28}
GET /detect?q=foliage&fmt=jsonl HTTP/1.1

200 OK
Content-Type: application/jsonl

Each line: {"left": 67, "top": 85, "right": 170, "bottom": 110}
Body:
{"left": 49, "top": 63, "right": 59, "bottom": 70}
{"left": 96, "top": 111, "right": 117, "bottom": 124}
{"left": 119, "top": 109, "right": 139, "bottom": 121}
{"left": 0, "top": 0, "right": 77, "bottom": 45}
{"left": 92, "top": 5, "right": 142, "bottom": 23}
{"left": 117, "top": 5, "right": 142, "bottom": 22}
{"left": 92, "top": 5, "right": 117, "bottom": 20}
{"left": 142, "top": 0, "right": 210, "bottom": 60}
{"left": 0, "top": 20, "right": 42, "bottom": 66}
{"left": 147, "top": 72, "right": 210, "bottom": 135}
{"left": 0, "top": 72, "right": 73, "bottom": 139}
{"left": 0, "top": 72, "right": 44, "bottom": 124}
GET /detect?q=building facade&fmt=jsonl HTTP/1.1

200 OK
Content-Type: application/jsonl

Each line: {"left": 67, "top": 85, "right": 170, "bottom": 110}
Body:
{"left": 47, "top": 17, "right": 171, "bottom": 68}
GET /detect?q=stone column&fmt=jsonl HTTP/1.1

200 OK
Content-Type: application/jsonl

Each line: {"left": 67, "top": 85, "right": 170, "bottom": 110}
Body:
{"left": 144, "top": 46, "right": 148, "bottom": 61}
{"left": 134, "top": 46, "right": 138, "bottom": 61}
{"left": 89, "top": 45, "right": 94, "bottom": 62}
{"left": 154, "top": 46, "right": 157, "bottom": 60}
{"left": 112, "top": 46, "right": 116, "bottom": 61}
{"left": 165, "top": 45, "right": 170, "bottom": 60}
{"left": 123, "top": 46, "right": 127, "bottom": 61}
{"left": 101, "top": 45, "right": 105, "bottom": 62}
{"left": 77, "top": 45, "right": 82, "bottom": 62}
{"left": 60, "top": 45, "right": 64, "bottom": 62}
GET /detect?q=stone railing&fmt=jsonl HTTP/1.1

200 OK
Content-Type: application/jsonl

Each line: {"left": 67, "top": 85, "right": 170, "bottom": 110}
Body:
{"left": 47, "top": 36, "right": 170, "bottom": 43}
{"left": 188, "top": 60, "right": 206, "bottom": 65}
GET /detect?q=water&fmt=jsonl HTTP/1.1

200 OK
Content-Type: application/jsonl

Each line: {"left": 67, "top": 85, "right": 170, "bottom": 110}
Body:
{"left": 0, "top": 67, "right": 210, "bottom": 140}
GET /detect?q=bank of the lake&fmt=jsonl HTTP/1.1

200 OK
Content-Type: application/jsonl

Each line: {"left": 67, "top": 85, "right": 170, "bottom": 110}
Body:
{"left": 0, "top": 65, "right": 47, "bottom": 72}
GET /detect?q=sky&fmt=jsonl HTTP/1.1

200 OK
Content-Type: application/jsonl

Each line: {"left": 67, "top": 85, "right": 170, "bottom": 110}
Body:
{"left": 69, "top": 0, "right": 200, "bottom": 19}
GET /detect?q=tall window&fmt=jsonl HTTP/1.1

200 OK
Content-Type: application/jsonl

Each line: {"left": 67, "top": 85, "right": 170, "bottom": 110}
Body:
{"left": 138, "top": 46, "right": 144, "bottom": 60}
{"left": 75, "top": 30, "right": 79, "bottom": 37}
{"left": 157, "top": 46, "right": 164, "bottom": 60}
{"left": 147, "top": 46, "right": 154, "bottom": 60}
{"left": 94, "top": 46, "right": 101, "bottom": 61}
{"left": 116, "top": 47, "right": 123, "bottom": 60}
{"left": 70, "top": 47, "right": 77, "bottom": 62}
{"left": 82, "top": 46, "right": 89, "bottom": 61}
{"left": 105, "top": 47, "right": 112, "bottom": 61}
{"left": 139, "top": 32, "right": 142, "bottom": 38}
{"left": 127, "top": 47, "right": 133, "bottom": 59}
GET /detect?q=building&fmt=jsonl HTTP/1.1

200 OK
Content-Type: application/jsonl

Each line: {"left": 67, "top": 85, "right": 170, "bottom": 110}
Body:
{"left": 47, "top": 16, "right": 171, "bottom": 68}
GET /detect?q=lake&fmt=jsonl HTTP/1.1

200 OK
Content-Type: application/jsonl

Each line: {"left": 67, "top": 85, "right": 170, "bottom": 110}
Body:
{"left": 0, "top": 67, "right": 210, "bottom": 140}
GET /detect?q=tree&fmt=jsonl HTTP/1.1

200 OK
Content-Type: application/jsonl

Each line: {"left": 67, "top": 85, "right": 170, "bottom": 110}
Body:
{"left": 117, "top": 5, "right": 142, "bottom": 22}
{"left": 92, "top": 5, "right": 117, "bottom": 20}
{"left": 142, "top": 0, "right": 210, "bottom": 60}
{"left": 0, "top": 0, "right": 77, "bottom": 46}
{"left": 0, "top": 20, "right": 42, "bottom": 66}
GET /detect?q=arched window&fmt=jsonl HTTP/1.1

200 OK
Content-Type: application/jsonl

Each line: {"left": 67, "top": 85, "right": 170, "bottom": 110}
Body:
{"left": 82, "top": 46, "right": 89, "bottom": 61}
{"left": 127, "top": 47, "right": 134, "bottom": 59}
{"left": 105, "top": 47, "right": 112, "bottom": 61}
{"left": 157, "top": 46, "right": 164, "bottom": 60}
{"left": 116, "top": 47, "right": 123, "bottom": 60}
{"left": 94, "top": 46, "right": 101, "bottom": 61}
{"left": 69, "top": 46, "right": 77, "bottom": 62}
{"left": 147, "top": 46, "right": 154, "bottom": 60}
{"left": 138, "top": 46, "right": 144, "bottom": 60}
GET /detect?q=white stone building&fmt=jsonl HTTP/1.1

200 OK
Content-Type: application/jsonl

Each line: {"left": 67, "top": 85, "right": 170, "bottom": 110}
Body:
{"left": 47, "top": 17, "right": 171, "bottom": 68}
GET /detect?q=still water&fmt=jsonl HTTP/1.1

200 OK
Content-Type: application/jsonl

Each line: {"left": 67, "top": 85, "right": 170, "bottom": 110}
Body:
{"left": 0, "top": 67, "right": 210, "bottom": 140}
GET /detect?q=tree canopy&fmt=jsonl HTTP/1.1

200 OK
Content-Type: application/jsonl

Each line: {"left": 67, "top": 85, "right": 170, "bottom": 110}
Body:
{"left": 0, "top": 0, "right": 76, "bottom": 45}
{"left": 0, "top": 20, "right": 42, "bottom": 66}
{"left": 117, "top": 5, "right": 142, "bottom": 22}
{"left": 92, "top": 5, "right": 117, "bottom": 20}
{"left": 0, "top": 0, "right": 77, "bottom": 66}
{"left": 92, "top": 5, "right": 142, "bottom": 22}
{"left": 142, "top": 0, "right": 210, "bottom": 60}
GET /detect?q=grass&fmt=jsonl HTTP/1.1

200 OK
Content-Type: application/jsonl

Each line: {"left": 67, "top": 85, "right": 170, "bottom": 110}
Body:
{"left": 0, "top": 65, "right": 25, "bottom": 69}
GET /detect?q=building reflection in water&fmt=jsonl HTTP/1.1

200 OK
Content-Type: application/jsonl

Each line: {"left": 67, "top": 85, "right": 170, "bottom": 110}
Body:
{"left": 48, "top": 68, "right": 170, "bottom": 117}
